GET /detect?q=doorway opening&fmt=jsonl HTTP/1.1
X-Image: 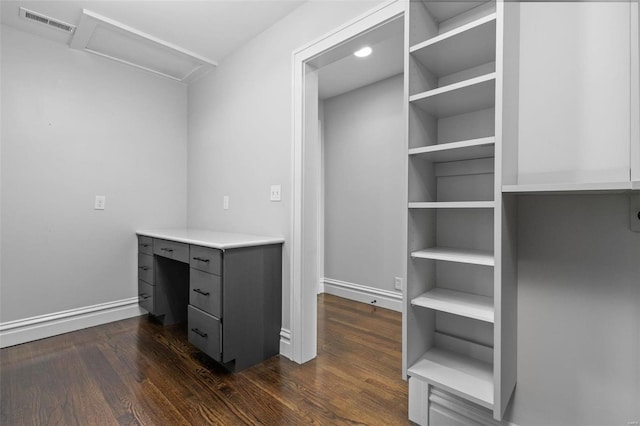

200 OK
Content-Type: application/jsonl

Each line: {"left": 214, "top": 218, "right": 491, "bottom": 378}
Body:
{"left": 290, "top": 1, "right": 405, "bottom": 364}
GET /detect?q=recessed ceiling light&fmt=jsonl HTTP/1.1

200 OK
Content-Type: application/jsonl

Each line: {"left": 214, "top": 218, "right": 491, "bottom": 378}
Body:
{"left": 354, "top": 46, "right": 372, "bottom": 58}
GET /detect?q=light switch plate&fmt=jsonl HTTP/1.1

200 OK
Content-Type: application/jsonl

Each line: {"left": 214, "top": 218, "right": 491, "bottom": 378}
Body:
{"left": 223, "top": 195, "right": 229, "bottom": 210}
{"left": 631, "top": 194, "right": 640, "bottom": 232}
{"left": 270, "top": 185, "right": 281, "bottom": 201}
{"left": 94, "top": 195, "right": 106, "bottom": 210}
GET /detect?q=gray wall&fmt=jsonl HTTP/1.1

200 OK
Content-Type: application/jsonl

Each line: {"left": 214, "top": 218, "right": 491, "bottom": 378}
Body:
{"left": 187, "top": 0, "right": 382, "bottom": 332}
{"left": 323, "top": 74, "right": 404, "bottom": 292}
{"left": 507, "top": 195, "right": 640, "bottom": 425}
{"left": 0, "top": 25, "right": 187, "bottom": 322}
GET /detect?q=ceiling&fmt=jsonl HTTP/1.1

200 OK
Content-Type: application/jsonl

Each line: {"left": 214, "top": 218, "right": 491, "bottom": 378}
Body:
{"left": 1, "top": 0, "right": 404, "bottom": 93}
{"left": 0, "top": 0, "right": 305, "bottom": 64}
{"left": 317, "top": 16, "right": 404, "bottom": 100}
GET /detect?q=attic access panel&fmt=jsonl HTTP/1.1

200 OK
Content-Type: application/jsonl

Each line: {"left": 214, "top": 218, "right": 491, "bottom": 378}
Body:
{"left": 70, "top": 9, "right": 217, "bottom": 83}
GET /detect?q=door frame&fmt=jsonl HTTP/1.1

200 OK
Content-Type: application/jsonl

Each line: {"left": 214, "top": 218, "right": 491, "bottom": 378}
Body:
{"left": 289, "top": 0, "right": 405, "bottom": 364}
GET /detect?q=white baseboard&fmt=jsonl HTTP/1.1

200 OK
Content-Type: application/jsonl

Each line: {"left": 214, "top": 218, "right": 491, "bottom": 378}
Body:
{"left": 279, "top": 328, "right": 292, "bottom": 360}
{"left": 0, "top": 297, "right": 144, "bottom": 348}
{"left": 322, "top": 277, "right": 402, "bottom": 312}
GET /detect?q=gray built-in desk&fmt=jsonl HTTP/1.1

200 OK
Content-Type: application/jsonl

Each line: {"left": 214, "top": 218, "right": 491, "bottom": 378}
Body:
{"left": 136, "top": 229, "right": 284, "bottom": 372}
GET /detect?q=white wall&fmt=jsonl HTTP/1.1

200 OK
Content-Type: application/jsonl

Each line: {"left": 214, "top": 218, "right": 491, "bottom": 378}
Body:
{"left": 187, "top": 0, "right": 383, "bottom": 332}
{"left": 0, "top": 26, "right": 187, "bottom": 323}
{"left": 507, "top": 195, "right": 640, "bottom": 425}
{"left": 323, "top": 74, "right": 404, "bottom": 293}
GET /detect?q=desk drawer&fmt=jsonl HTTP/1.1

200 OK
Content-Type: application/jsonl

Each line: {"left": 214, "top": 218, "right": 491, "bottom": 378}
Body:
{"left": 138, "top": 253, "right": 154, "bottom": 284}
{"left": 138, "top": 280, "right": 155, "bottom": 313}
{"left": 190, "top": 245, "right": 222, "bottom": 275}
{"left": 154, "top": 239, "right": 189, "bottom": 263}
{"left": 189, "top": 269, "right": 222, "bottom": 318}
{"left": 138, "top": 236, "right": 153, "bottom": 255}
{"left": 188, "top": 305, "right": 221, "bottom": 361}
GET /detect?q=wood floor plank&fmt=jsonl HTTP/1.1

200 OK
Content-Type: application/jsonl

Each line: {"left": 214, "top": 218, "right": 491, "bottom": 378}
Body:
{"left": 47, "top": 348, "right": 119, "bottom": 426}
{"left": 1, "top": 294, "right": 408, "bottom": 425}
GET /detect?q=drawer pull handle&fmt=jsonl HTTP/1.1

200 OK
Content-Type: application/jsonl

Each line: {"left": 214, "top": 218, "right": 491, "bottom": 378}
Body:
{"left": 192, "top": 257, "right": 210, "bottom": 263}
{"left": 141, "top": 244, "right": 150, "bottom": 248}
{"left": 191, "top": 328, "right": 208, "bottom": 338}
{"left": 139, "top": 293, "right": 151, "bottom": 300}
{"left": 139, "top": 266, "right": 150, "bottom": 271}
{"left": 160, "top": 248, "right": 174, "bottom": 252}
{"left": 193, "top": 288, "right": 210, "bottom": 296}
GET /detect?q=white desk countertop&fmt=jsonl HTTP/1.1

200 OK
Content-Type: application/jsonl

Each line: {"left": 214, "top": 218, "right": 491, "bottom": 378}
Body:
{"left": 136, "top": 228, "right": 284, "bottom": 250}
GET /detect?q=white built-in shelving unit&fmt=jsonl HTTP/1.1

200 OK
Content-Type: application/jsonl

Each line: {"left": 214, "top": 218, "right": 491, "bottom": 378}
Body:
{"left": 404, "top": 1, "right": 638, "bottom": 424}
{"left": 404, "top": 1, "right": 519, "bottom": 423}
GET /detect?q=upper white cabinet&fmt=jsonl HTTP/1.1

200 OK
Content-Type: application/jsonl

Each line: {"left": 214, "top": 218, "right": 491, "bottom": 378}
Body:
{"left": 633, "top": 0, "right": 640, "bottom": 189}
{"left": 503, "top": 2, "right": 640, "bottom": 193}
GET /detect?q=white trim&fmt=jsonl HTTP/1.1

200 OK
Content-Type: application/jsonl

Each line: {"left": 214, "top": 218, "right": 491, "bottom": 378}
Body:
{"left": 290, "top": 0, "right": 405, "bottom": 365}
{"left": 408, "top": 378, "right": 430, "bottom": 425}
{"left": 318, "top": 116, "right": 325, "bottom": 296}
{"left": 279, "top": 328, "right": 292, "bottom": 360}
{"left": 0, "top": 297, "right": 144, "bottom": 348}
{"left": 322, "top": 278, "right": 402, "bottom": 312}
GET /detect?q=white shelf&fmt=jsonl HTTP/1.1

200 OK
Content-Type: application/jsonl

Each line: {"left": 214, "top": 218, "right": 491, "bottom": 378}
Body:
{"left": 408, "top": 201, "right": 494, "bottom": 209}
{"left": 409, "top": 137, "right": 495, "bottom": 163}
{"left": 411, "top": 288, "right": 494, "bottom": 323}
{"left": 502, "top": 181, "right": 633, "bottom": 194}
{"left": 410, "top": 73, "right": 496, "bottom": 118}
{"left": 411, "top": 247, "right": 494, "bottom": 266}
{"left": 408, "top": 348, "right": 494, "bottom": 409}
{"left": 410, "top": 14, "right": 497, "bottom": 78}
{"left": 421, "top": 1, "right": 495, "bottom": 26}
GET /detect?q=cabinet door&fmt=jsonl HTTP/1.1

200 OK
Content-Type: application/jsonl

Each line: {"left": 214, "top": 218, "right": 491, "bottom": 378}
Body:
{"left": 138, "top": 280, "right": 154, "bottom": 313}
{"left": 518, "top": 2, "right": 632, "bottom": 186}
{"left": 188, "top": 305, "right": 221, "bottom": 361}
{"left": 189, "top": 268, "right": 222, "bottom": 318}
{"left": 138, "top": 253, "right": 154, "bottom": 284}
{"left": 632, "top": 0, "right": 640, "bottom": 188}
{"left": 153, "top": 239, "right": 189, "bottom": 263}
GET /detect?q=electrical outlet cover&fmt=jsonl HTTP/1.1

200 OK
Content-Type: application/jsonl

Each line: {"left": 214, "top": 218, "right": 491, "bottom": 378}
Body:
{"left": 394, "top": 277, "right": 403, "bottom": 291}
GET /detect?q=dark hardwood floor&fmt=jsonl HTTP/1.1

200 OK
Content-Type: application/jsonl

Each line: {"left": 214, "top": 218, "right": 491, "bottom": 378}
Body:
{"left": 1, "top": 294, "right": 408, "bottom": 425}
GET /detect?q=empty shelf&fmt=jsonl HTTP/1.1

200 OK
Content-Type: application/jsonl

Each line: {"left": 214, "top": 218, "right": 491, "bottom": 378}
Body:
{"left": 409, "top": 201, "right": 494, "bottom": 209}
{"left": 411, "top": 247, "right": 494, "bottom": 266}
{"left": 409, "top": 137, "right": 495, "bottom": 162}
{"left": 410, "top": 73, "right": 496, "bottom": 118}
{"left": 411, "top": 14, "right": 497, "bottom": 77}
{"left": 411, "top": 288, "right": 494, "bottom": 323}
{"left": 502, "top": 181, "right": 633, "bottom": 194}
{"left": 408, "top": 347, "right": 494, "bottom": 409}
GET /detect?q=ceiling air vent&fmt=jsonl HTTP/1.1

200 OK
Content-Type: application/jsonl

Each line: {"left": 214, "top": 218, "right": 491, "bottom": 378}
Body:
{"left": 19, "top": 7, "right": 76, "bottom": 34}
